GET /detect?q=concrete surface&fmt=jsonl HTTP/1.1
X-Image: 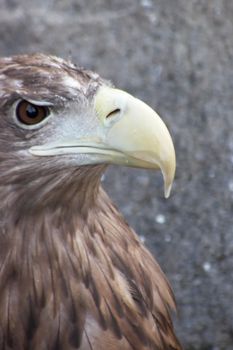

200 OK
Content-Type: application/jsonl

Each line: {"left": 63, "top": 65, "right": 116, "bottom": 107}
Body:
{"left": 0, "top": 0, "right": 233, "bottom": 348}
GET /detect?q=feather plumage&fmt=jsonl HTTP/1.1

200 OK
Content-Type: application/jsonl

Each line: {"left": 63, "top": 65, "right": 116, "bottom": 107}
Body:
{"left": 0, "top": 54, "right": 181, "bottom": 350}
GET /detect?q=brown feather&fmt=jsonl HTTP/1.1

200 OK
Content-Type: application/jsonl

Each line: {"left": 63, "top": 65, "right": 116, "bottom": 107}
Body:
{"left": 0, "top": 54, "right": 182, "bottom": 350}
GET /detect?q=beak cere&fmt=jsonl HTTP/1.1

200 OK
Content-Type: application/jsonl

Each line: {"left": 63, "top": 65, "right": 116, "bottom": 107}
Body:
{"left": 30, "top": 86, "right": 176, "bottom": 198}
{"left": 94, "top": 87, "right": 176, "bottom": 198}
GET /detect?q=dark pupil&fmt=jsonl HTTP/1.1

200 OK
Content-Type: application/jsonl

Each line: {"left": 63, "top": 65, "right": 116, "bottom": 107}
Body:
{"left": 26, "top": 104, "right": 38, "bottom": 119}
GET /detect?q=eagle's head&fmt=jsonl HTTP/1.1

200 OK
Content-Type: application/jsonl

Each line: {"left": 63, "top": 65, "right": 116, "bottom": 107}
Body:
{"left": 0, "top": 53, "right": 175, "bottom": 214}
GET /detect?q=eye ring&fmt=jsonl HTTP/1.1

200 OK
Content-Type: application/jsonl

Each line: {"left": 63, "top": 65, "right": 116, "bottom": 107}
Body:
{"left": 16, "top": 100, "right": 50, "bottom": 126}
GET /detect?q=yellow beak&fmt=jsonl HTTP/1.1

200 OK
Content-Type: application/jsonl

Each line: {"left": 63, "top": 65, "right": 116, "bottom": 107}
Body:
{"left": 30, "top": 86, "right": 176, "bottom": 198}
{"left": 94, "top": 87, "right": 176, "bottom": 198}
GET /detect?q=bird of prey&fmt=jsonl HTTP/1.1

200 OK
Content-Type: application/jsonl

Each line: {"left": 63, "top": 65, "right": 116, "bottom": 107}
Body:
{"left": 0, "top": 54, "right": 181, "bottom": 350}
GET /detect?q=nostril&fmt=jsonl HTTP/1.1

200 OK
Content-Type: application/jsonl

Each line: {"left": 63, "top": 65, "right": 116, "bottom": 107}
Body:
{"left": 106, "top": 108, "right": 121, "bottom": 119}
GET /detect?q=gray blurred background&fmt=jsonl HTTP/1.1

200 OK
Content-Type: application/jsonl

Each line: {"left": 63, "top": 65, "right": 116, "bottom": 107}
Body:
{"left": 1, "top": 0, "right": 233, "bottom": 349}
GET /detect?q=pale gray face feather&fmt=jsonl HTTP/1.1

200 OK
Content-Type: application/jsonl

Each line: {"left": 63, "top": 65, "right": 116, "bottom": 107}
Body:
{"left": 0, "top": 54, "right": 109, "bottom": 212}
{"left": 0, "top": 53, "right": 109, "bottom": 167}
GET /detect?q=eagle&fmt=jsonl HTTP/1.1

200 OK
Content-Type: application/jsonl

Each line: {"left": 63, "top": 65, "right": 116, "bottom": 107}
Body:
{"left": 0, "top": 54, "right": 181, "bottom": 350}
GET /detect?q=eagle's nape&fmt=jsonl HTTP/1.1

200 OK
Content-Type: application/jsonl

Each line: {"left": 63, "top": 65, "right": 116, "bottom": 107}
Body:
{"left": 0, "top": 53, "right": 181, "bottom": 350}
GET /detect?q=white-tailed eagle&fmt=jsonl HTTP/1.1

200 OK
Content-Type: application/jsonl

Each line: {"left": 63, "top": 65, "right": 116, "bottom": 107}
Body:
{"left": 0, "top": 54, "right": 181, "bottom": 350}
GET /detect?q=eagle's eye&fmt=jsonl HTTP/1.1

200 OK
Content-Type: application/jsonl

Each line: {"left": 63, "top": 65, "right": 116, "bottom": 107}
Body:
{"left": 16, "top": 100, "right": 50, "bottom": 126}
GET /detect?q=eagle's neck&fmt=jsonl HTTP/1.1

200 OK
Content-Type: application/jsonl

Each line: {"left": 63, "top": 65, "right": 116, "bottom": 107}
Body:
{"left": 0, "top": 180, "right": 135, "bottom": 347}
{"left": 0, "top": 165, "right": 108, "bottom": 293}
{"left": 0, "top": 169, "right": 179, "bottom": 350}
{"left": 0, "top": 165, "right": 105, "bottom": 220}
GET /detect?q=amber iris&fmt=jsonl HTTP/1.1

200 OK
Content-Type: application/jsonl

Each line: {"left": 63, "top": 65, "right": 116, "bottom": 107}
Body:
{"left": 16, "top": 100, "right": 49, "bottom": 125}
